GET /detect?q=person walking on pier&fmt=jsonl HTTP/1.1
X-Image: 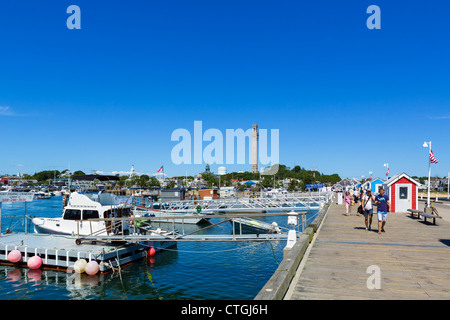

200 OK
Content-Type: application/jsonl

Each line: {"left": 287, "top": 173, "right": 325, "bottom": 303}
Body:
{"left": 362, "top": 190, "right": 375, "bottom": 230}
{"left": 344, "top": 191, "right": 353, "bottom": 216}
{"left": 374, "top": 188, "right": 390, "bottom": 234}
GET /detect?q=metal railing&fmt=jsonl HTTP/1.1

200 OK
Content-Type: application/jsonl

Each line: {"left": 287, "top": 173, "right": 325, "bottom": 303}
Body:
{"left": 132, "top": 193, "right": 332, "bottom": 214}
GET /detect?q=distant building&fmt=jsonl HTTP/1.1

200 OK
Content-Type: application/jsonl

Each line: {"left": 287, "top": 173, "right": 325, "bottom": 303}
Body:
{"left": 199, "top": 189, "right": 219, "bottom": 200}
{"left": 160, "top": 189, "right": 185, "bottom": 202}
{"left": 437, "top": 178, "right": 449, "bottom": 192}
{"left": 362, "top": 178, "right": 385, "bottom": 194}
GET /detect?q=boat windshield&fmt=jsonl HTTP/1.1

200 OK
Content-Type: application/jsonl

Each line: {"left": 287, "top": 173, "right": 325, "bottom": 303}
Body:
{"left": 63, "top": 209, "right": 81, "bottom": 220}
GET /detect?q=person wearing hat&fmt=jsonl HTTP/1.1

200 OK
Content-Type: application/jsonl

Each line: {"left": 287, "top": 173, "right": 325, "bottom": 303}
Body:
{"left": 362, "top": 190, "right": 375, "bottom": 230}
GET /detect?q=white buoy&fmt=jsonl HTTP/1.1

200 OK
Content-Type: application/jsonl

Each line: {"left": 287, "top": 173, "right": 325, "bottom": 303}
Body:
{"left": 73, "top": 259, "right": 87, "bottom": 273}
{"left": 85, "top": 261, "right": 100, "bottom": 275}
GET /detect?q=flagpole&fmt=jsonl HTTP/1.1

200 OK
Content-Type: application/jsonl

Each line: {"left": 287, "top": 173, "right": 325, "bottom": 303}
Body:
{"left": 427, "top": 142, "right": 431, "bottom": 209}
{"left": 423, "top": 141, "right": 432, "bottom": 209}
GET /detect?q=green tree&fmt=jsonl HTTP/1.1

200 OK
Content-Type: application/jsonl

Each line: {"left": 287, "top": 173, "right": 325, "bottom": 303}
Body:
{"left": 148, "top": 177, "right": 161, "bottom": 188}
{"left": 71, "top": 170, "right": 85, "bottom": 177}
{"left": 138, "top": 175, "right": 150, "bottom": 188}
{"left": 32, "top": 170, "right": 61, "bottom": 183}
{"left": 166, "top": 180, "right": 175, "bottom": 189}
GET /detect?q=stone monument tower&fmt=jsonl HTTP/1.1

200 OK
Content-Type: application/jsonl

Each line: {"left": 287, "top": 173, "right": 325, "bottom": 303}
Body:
{"left": 251, "top": 124, "right": 259, "bottom": 173}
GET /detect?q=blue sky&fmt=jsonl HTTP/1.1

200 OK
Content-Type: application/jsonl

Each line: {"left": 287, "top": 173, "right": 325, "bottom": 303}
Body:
{"left": 0, "top": 1, "right": 449, "bottom": 179}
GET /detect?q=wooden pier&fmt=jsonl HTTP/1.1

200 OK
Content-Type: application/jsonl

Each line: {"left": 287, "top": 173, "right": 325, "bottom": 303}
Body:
{"left": 281, "top": 200, "right": 450, "bottom": 300}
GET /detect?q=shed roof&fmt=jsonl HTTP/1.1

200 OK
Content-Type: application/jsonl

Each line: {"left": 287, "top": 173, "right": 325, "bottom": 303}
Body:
{"left": 383, "top": 173, "right": 420, "bottom": 186}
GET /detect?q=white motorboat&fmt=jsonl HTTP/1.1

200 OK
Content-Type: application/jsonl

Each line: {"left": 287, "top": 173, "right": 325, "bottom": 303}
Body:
{"left": 32, "top": 192, "right": 133, "bottom": 236}
{"left": 230, "top": 217, "right": 282, "bottom": 234}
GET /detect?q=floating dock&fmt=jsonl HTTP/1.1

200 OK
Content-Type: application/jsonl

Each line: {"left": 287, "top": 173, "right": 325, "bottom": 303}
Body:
{"left": 0, "top": 232, "right": 175, "bottom": 274}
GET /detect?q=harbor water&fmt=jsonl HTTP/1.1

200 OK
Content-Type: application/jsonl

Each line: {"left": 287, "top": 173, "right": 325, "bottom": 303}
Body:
{"left": 0, "top": 196, "right": 318, "bottom": 300}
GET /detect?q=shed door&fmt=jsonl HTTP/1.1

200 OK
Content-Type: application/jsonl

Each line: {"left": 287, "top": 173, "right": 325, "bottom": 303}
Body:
{"left": 395, "top": 184, "right": 412, "bottom": 212}
{"left": 374, "top": 184, "right": 383, "bottom": 194}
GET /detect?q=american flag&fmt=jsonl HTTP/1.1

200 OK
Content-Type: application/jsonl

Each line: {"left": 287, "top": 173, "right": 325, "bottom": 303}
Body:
{"left": 429, "top": 150, "right": 438, "bottom": 164}
{"left": 157, "top": 166, "right": 164, "bottom": 173}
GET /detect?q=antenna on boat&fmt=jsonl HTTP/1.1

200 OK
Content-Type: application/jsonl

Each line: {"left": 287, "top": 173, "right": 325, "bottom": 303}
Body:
{"left": 68, "top": 161, "right": 71, "bottom": 193}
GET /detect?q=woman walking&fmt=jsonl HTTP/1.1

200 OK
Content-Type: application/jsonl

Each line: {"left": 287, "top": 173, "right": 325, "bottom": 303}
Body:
{"left": 344, "top": 191, "right": 353, "bottom": 216}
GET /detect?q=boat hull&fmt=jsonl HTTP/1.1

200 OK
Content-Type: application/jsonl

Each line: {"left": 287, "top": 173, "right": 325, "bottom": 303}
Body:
{"left": 32, "top": 217, "right": 108, "bottom": 236}
{"left": 33, "top": 224, "right": 70, "bottom": 236}
{"left": 229, "top": 218, "right": 281, "bottom": 234}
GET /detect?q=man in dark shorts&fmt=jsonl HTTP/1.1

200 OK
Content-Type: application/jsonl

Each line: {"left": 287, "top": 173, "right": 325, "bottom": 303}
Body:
{"left": 362, "top": 190, "right": 375, "bottom": 230}
{"left": 374, "top": 188, "right": 390, "bottom": 234}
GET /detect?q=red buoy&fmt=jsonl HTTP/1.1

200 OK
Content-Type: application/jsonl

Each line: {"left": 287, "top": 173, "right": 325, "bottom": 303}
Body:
{"left": 148, "top": 247, "right": 156, "bottom": 257}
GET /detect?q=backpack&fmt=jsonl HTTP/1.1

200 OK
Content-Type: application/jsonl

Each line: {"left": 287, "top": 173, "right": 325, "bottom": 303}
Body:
{"left": 357, "top": 205, "right": 364, "bottom": 214}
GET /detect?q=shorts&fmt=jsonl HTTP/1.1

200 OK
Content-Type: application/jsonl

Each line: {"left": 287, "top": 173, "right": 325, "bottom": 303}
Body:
{"left": 377, "top": 211, "right": 387, "bottom": 221}
{"left": 363, "top": 208, "right": 373, "bottom": 217}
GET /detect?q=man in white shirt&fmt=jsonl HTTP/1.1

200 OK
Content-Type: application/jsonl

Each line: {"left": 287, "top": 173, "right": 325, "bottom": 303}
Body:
{"left": 362, "top": 190, "right": 375, "bottom": 231}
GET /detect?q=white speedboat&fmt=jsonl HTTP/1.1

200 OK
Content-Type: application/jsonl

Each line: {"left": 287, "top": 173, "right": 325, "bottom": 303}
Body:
{"left": 230, "top": 217, "right": 282, "bottom": 234}
{"left": 32, "top": 192, "right": 133, "bottom": 236}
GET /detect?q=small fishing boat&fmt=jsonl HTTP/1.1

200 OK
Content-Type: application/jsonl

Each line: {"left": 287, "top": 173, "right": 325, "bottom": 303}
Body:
{"left": 35, "top": 191, "right": 51, "bottom": 199}
{"left": 230, "top": 217, "right": 282, "bottom": 234}
{"left": 32, "top": 191, "right": 133, "bottom": 236}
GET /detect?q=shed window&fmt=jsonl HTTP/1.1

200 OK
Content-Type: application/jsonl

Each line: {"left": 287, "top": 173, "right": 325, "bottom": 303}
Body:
{"left": 399, "top": 187, "right": 408, "bottom": 199}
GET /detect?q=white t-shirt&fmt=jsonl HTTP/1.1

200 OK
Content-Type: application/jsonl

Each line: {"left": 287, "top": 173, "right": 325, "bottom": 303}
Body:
{"left": 363, "top": 195, "right": 374, "bottom": 210}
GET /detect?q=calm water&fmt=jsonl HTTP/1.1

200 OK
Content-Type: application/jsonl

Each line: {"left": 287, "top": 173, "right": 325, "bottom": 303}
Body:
{"left": 0, "top": 196, "right": 318, "bottom": 300}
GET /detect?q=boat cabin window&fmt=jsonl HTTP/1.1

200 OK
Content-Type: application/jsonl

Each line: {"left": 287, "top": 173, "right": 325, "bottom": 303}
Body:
{"left": 122, "top": 208, "right": 130, "bottom": 217}
{"left": 63, "top": 209, "right": 81, "bottom": 220}
{"left": 83, "top": 210, "right": 99, "bottom": 220}
{"left": 110, "top": 207, "right": 131, "bottom": 218}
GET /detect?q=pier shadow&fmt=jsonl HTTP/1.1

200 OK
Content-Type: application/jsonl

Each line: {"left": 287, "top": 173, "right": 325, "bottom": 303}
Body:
{"left": 353, "top": 226, "right": 380, "bottom": 233}
{"left": 418, "top": 220, "right": 438, "bottom": 226}
{"left": 439, "top": 240, "right": 450, "bottom": 247}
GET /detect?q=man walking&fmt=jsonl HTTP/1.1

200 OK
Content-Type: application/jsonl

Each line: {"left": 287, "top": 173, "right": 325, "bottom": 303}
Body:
{"left": 362, "top": 190, "right": 375, "bottom": 230}
{"left": 374, "top": 187, "right": 390, "bottom": 234}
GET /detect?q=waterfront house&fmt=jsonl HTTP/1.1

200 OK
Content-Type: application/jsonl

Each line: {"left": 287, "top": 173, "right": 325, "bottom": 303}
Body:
{"left": 362, "top": 178, "right": 385, "bottom": 194}
{"left": 198, "top": 189, "right": 219, "bottom": 200}
{"left": 160, "top": 188, "right": 186, "bottom": 202}
{"left": 382, "top": 173, "right": 420, "bottom": 213}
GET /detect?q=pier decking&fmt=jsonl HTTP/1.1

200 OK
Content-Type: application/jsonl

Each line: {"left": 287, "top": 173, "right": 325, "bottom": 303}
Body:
{"left": 283, "top": 200, "right": 450, "bottom": 300}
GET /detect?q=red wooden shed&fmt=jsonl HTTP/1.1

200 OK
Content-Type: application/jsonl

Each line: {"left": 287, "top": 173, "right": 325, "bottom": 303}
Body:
{"left": 382, "top": 173, "right": 420, "bottom": 213}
